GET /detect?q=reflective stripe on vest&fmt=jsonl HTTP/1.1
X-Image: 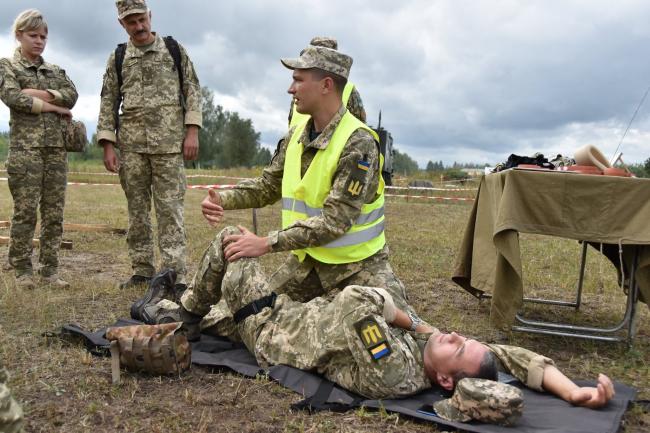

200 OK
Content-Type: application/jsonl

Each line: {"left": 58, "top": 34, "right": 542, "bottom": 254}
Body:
{"left": 289, "top": 82, "right": 355, "bottom": 128}
{"left": 282, "top": 198, "right": 385, "bottom": 226}
{"left": 282, "top": 110, "right": 385, "bottom": 264}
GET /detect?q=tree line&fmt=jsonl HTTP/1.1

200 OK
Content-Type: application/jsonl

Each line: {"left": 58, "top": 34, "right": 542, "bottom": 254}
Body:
{"left": 2, "top": 98, "right": 650, "bottom": 177}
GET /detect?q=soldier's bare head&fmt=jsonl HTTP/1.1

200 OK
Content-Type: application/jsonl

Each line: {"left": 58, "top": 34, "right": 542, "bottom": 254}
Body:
{"left": 13, "top": 9, "right": 48, "bottom": 62}
{"left": 12, "top": 9, "right": 47, "bottom": 38}
{"left": 423, "top": 332, "right": 498, "bottom": 391}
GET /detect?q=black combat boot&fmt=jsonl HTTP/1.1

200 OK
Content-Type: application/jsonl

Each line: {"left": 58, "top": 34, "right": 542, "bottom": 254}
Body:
{"left": 130, "top": 269, "right": 177, "bottom": 322}
{"left": 173, "top": 283, "right": 187, "bottom": 304}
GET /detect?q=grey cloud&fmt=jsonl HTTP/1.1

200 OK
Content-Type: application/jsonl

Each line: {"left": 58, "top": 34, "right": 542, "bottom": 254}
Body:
{"left": 1, "top": 1, "right": 650, "bottom": 165}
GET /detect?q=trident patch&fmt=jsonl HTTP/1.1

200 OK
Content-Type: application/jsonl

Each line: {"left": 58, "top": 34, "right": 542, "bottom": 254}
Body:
{"left": 354, "top": 317, "right": 392, "bottom": 361}
{"left": 347, "top": 180, "right": 363, "bottom": 196}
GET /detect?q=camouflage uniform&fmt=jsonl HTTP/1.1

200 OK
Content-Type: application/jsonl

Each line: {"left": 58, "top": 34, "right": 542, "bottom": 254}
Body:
{"left": 97, "top": 33, "right": 202, "bottom": 283}
{"left": 0, "top": 48, "right": 78, "bottom": 277}
{"left": 0, "top": 365, "right": 24, "bottom": 433}
{"left": 202, "top": 104, "right": 410, "bottom": 336}
{"left": 287, "top": 86, "right": 366, "bottom": 124}
{"left": 175, "top": 227, "right": 556, "bottom": 399}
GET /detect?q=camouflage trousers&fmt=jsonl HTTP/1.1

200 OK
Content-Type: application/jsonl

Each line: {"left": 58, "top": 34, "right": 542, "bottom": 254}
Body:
{"left": 199, "top": 245, "right": 413, "bottom": 339}
{"left": 0, "top": 367, "right": 24, "bottom": 433}
{"left": 119, "top": 152, "right": 187, "bottom": 282}
{"left": 6, "top": 147, "right": 67, "bottom": 277}
{"left": 180, "top": 227, "right": 428, "bottom": 399}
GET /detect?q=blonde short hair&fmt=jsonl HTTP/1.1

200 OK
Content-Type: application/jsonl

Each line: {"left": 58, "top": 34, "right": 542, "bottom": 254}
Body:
{"left": 12, "top": 9, "right": 48, "bottom": 37}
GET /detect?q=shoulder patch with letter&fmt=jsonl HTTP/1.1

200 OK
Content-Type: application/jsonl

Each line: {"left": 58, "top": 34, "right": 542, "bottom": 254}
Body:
{"left": 354, "top": 316, "right": 392, "bottom": 361}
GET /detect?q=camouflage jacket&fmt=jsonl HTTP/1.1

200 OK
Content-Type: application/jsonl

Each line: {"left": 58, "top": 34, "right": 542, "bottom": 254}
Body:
{"left": 97, "top": 33, "right": 202, "bottom": 153}
{"left": 287, "top": 85, "right": 366, "bottom": 124}
{"left": 220, "top": 105, "right": 380, "bottom": 286}
{"left": 0, "top": 48, "right": 78, "bottom": 149}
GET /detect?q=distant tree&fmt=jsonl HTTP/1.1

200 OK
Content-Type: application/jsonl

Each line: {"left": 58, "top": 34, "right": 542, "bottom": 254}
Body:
{"left": 443, "top": 168, "right": 469, "bottom": 181}
{"left": 253, "top": 147, "right": 273, "bottom": 166}
{"left": 393, "top": 149, "right": 419, "bottom": 175}
{"left": 196, "top": 87, "right": 227, "bottom": 168}
{"left": 68, "top": 132, "right": 104, "bottom": 161}
{"left": 220, "top": 112, "right": 261, "bottom": 168}
{"left": 195, "top": 87, "right": 266, "bottom": 168}
{"left": 644, "top": 157, "right": 650, "bottom": 176}
{"left": 425, "top": 160, "right": 435, "bottom": 172}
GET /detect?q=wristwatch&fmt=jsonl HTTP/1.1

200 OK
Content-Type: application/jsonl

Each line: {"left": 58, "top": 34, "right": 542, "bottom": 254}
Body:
{"left": 407, "top": 311, "right": 422, "bottom": 332}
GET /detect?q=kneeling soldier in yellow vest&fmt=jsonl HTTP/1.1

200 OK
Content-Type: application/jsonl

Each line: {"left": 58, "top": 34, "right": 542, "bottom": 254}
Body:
{"left": 195, "top": 41, "right": 412, "bottom": 339}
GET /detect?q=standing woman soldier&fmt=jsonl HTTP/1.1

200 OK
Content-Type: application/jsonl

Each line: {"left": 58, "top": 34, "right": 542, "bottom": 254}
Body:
{"left": 0, "top": 9, "right": 78, "bottom": 289}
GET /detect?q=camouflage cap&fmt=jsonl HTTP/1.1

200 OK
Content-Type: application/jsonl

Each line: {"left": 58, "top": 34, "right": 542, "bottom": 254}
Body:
{"left": 116, "top": 0, "right": 148, "bottom": 20}
{"left": 433, "top": 378, "right": 524, "bottom": 426}
{"left": 309, "top": 36, "right": 338, "bottom": 50}
{"left": 281, "top": 46, "right": 352, "bottom": 79}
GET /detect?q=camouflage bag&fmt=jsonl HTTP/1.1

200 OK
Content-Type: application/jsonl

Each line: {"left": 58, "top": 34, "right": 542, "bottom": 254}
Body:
{"left": 105, "top": 322, "right": 191, "bottom": 384}
{"left": 62, "top": 120, "right": 88, "bottom": 152}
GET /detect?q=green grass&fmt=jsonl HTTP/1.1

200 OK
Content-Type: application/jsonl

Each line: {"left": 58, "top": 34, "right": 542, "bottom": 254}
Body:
{"left": 0, "top": 170, "right": 648, "bottom": 432}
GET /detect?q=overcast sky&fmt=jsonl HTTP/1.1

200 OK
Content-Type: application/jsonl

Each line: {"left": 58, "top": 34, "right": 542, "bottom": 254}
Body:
{"left": 1, "top": 0, "right": 649, "bottom": 166}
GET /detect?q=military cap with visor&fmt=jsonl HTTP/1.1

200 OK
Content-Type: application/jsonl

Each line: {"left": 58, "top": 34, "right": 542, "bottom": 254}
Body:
{"left": 116, "top": 0, "right": 148, "bottom": 20}
{"left": 433, "top": 378, "right": 524, "bottom": 426}
{"left": 281, "top": 45, "right": 352, "bottom": 79}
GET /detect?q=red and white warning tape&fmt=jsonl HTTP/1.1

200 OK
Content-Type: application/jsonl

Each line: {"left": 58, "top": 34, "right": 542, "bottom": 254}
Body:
{"left": 385, "top": 185, "right": 476, "bottom": 192}
{"left": 1, "top": 177, "right": 473, "bottom": 202}
{"left": 384, "top": 193, "right": 474, "bottom": 202}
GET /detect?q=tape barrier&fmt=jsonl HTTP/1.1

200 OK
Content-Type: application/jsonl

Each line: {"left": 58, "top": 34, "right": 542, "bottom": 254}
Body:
{"left": 1, "top": 178, "right": 475, "bottom": 201}
{"left": 1, "top": 169, "right": 478, "bottom": 191}
{"left": 385, "top": 185, "right": 476, "bottom": 192}
{"left": 385, "top": 193, "right": 474, "bottom": 202}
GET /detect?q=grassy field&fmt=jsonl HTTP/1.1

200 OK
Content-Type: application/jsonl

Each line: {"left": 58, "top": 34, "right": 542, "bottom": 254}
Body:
{"left": 0, "top": 163, "right": 648, "bottom": 433}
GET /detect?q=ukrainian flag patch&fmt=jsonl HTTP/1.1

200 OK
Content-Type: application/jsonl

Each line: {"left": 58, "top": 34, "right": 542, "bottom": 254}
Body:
{"left": 354, "top": 316, "right": 392, "bottom": 361}
{"left": 370, "top": 343, "right": 391, "bottom": 360}
{"left": 357, "top": 160, "right": 370, "bottom": 171}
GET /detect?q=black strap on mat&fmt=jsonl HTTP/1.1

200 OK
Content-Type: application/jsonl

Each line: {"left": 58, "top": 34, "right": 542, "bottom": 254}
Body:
{"left": 233, "top": 292, "right": 277, "bottom": 324}
{"left": 290, "top": 379, "right": 362, "bottom": 413}
{"left": 60, "top": 320, "right": 638, "bottom": 433}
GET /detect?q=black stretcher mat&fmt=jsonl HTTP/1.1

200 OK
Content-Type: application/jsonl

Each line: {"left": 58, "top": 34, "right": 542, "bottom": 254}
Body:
{"left": 61, "top": 320, "right": 637, "bottom": 433}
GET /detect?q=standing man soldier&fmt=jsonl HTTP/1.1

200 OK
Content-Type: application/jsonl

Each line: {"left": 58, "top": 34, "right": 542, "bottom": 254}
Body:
{"left": 287, "top": 36, "right": 366, "bottom": 127}
{"left": 97, "top": 0, "right": 202, "bottom": 290}
{"left": 193, "top": 44, "right": 411, "bottom": 338}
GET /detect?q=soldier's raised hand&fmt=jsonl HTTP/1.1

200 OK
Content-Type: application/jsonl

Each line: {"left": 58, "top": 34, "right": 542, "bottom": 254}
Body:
{"left": 202, "top": 189, "right": 224, "bottom": 226}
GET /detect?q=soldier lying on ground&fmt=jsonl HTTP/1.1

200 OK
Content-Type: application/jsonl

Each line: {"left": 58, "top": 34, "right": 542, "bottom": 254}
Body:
{"left": 132, "top": 226, "right": 614, "bottom": 407}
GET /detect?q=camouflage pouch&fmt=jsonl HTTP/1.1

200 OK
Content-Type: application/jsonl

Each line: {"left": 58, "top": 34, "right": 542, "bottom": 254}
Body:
{"left": 62, "top": 120, "right": 88, "bottom": 152}
{"left": 105, "top": 322, "right": 191, "bottom": 384}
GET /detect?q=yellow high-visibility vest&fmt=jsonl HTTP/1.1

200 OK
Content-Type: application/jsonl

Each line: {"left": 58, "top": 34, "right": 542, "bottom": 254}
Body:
{"left": 289, "top": 82, "right": 355, "bottom": 128}
{"left": 282, "top": 111, "right": 385, "bottom": 264}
